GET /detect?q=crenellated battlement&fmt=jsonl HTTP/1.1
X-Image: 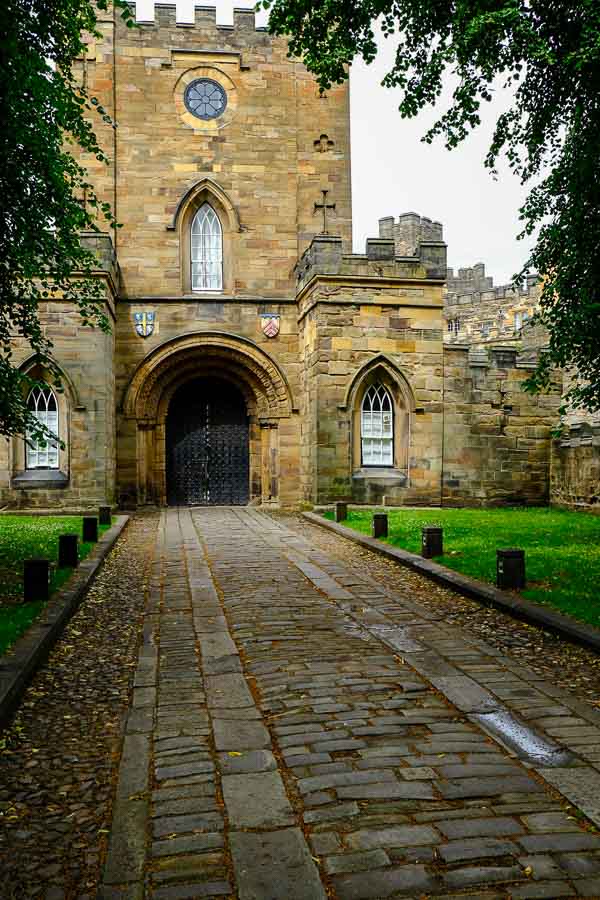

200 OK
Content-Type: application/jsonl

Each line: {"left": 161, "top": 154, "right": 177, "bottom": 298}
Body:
{"left": 294, "top": 220, "right": 447, "bottom": 294}
{"left": 378, "top": 212, "right": 444, "bottom": 258}
{"left": 128, "top": 1, "right": 266, "bottom": 31}
{"left": 446, "top": 262, "right": 539, "bottom": 307}
{"left": 446, "top": 280, "right": 541, "bottom": 311}
{"left": 444, "top": 261, "right": 542, "bottom": 346}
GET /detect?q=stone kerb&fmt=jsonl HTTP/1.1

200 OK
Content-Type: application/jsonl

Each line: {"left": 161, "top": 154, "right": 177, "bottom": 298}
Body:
{"left": 304, "top": 511, "right": 600, "bottom": 654}
{"left": 0, "top": 516, "right": 129, "bottom": 727}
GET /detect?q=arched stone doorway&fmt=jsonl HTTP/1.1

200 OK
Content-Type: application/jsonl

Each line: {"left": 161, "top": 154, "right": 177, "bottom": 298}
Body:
{"left": 166, "top": 377, "right": 249, "bottom": 506}
{"left": 119, "top": 332, "right": 296, "bottom": 507}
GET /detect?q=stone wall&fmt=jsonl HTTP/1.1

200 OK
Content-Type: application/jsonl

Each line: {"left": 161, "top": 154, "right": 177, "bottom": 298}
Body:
{"left": 550, "top": 371, "right": 600, "bottom": 509}
{"left": 552, "top": 427, "right": 600, "bottom": 509}
{"left": 115, "top": 298, "right": 302, "bottom": 507}
{"left": 297, "top": 222, "right": 446, "bottom": 506}
{"left": 80, "top": 3, "right": 352, "bottom": 303}
{"left": 0, "top": 235, "right": 118, "bottom": 511}
{"left": 445, "top": 263, "right": 541, "bottom": 346}
{"left": 2, "top": 7, "right": 570, "bottom": 513}
{"left": 445, "top": 263, "right": 600, "bottom": 510}
{"left": 442, "top": 345, "right": 561, "bottom": 506}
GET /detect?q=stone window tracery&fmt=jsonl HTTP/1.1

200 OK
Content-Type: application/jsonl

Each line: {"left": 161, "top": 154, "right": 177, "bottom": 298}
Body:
{"left": 184, "top": 79, "right": 227, "bottom": 121}
{"left": 191, "top": 203, "right": 223, "bottom": 291}
{"left": 26, "top": 385, "right": 59, "bottom": 469}
{"left": 361, "top": 384, "right": 393, "bottom": 466}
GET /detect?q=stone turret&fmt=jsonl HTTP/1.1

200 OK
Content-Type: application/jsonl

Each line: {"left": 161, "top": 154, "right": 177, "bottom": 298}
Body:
{"left": 379, "top": 213, "right": 444, "bottom": 258}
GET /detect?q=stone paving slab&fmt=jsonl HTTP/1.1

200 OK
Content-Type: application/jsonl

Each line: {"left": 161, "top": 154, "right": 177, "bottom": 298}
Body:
{"left": 230, "top": 829, "right": 326, "bottom": 900}
{"left": 97, "top": 507, "right": 600, "bottom": 899}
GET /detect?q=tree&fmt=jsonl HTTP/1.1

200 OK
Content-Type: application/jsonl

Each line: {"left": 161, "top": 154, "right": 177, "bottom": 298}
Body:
{"left": 0, "top": 0, "right": 132, "bottom": 443}
{"left": 265, "top": 0, "right": 600, "bottom": 413}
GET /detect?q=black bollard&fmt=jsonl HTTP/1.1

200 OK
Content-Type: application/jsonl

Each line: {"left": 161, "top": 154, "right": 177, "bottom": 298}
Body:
{"left": 58, "top": 533, "right": 79, "bottom": 568}
{"left": 372, "top": 513, "right": 388, "bottom": 539}
{"left": 422, "top": 525, "right": 443, "bottom": 559}
{"left": 23, "top": 558, "right": 50, "bottom": 603}
{"left": 335, "top": 502, "right": 348, "bottom": 523}
{"left": 82, "top": 516, "right": 98, "bottom": 543}
{"left": 497, "top": 548, "right": 526, "bottom": 590}
{"left": 98, "top": 505, "right": 112, "bottom": 526}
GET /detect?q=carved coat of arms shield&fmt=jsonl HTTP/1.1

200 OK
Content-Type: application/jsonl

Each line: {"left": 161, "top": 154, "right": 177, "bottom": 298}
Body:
{"left": 261, "top": 314, "right": 280, "bottom": 339}
{"left": 134, "top": 311, "right": 155, "bottom": 338}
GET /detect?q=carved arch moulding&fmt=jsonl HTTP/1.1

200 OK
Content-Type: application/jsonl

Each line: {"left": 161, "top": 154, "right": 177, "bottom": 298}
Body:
{"left": 340, "top": 354, "right": 417, "bottom": 413}
{"left": 18, "top": 352, "right": 83, "bottom": 410}
{"left": 121, "top": 331, "right": 296, "bottom": 425}
{"left": 167, "top": 177, "right": 242, "bottom": 234}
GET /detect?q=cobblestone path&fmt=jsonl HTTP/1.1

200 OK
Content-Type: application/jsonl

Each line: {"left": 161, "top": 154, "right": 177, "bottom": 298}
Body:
{"left": 280, "top": 514, "right": 600, "bottom": 711}
{"left": 101, "top": 508, "right": 600, "bottom": 900}
{"left": 0, "top": 513, "right": 159, "bottom": 900}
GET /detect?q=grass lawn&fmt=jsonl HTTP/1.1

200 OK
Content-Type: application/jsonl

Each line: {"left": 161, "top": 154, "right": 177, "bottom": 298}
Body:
{"left": 324, "top": 506, "right": 600, "bottom": 629}
{"left": 0, "top": 515, "right": 112, "bottom": 655}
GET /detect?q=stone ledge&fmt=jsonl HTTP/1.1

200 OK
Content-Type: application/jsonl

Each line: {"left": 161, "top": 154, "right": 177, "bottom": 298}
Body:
{"left": 11, "top": 470, "right": 69, "bottom": 489}
{"left": 0, "top": 515, "right": 129, "bottom": 727}
{"left": 352, "top": 468, "right": 408, "bottom": 484}
{"left": 302, "top": 511, "right": 600, "bottom": 655}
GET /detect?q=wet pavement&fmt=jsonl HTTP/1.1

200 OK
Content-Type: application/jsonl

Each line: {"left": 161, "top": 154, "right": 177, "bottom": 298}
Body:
{"left": 104, "top": 508, "right": 600, "bottom": 899}
{"left": 2, "top": 507, "right": 600, "bottom": 899}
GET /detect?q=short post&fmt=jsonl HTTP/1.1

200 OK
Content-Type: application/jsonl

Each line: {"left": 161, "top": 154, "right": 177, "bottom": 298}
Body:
{"left": 497, "top": 548, "right": 526, "bottom": 590}
{"left": 82, "top": 516, "right": 98, "bottom": 543}
{"left": 58, "top": 533, "right": 79, "bottom": 568}
{"left": 422, "top": 525, "right": 443, "bottom": 559}
{"left": 23, "top": 558, "right": 50, "bottom": 603}
{"left": 335, "top": 502, "right": 347, "bottom": 523}
{"left": 98, "top": 505, "right": 112, "bottom": 527}
{"left": 372, "top": 512, "right": 388, "bottom": 539}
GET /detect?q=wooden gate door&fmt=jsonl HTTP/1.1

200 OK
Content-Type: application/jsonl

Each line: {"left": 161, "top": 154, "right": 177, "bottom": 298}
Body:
{"left": 166, "top": 378, "right": 249, "bottom": 506}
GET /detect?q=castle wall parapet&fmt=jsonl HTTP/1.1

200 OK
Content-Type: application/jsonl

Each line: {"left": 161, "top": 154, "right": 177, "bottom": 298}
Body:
{"left": 444, "top": 261, "right": 542, "bottom": 346}
{"left": 129, "top": 1, "right": 266, "bottom": 32}
{"left": 296, "top": 213, "right": 447, "bottom": 293}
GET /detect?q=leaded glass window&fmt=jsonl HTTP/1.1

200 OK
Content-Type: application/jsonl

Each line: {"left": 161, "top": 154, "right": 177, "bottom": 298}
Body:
{"left": 361, "top": 384, "right": 393, "bottom": 466}
{"left": 191, "top": 204, "right": 223, "bottom": 291}
{"left": 26, "top": 386, "right": 59, "bottom": 469}
{"left": 184, "top": 79, "right": 227, "bottom": 120}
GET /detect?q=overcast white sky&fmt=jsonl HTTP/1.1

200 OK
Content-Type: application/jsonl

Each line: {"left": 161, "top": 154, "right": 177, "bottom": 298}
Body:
{"left": 155, "top": 0, "right": 533, "bottom": 284}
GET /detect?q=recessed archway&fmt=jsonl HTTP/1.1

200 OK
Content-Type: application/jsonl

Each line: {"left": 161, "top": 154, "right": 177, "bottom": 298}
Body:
{"left": 119, "top": 331, "right": 295, "bottom": 506}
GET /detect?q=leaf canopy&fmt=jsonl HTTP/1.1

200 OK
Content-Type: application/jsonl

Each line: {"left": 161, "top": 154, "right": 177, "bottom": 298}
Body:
{"left": 265, "top": 0, "right": 600, "bottom": 412}
{"left": 0, "top": 0, "right": 132, "bottom": 442}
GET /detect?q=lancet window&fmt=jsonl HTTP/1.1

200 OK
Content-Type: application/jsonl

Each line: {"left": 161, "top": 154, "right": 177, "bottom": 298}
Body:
{"left": 361, "top": 384, "right": 393, "bottom": 466}
{"left": 26, "top": 386, "right": 59, "bottom": 469}
{"left": 191, "top": 203, "right": 223, "bottom": 291}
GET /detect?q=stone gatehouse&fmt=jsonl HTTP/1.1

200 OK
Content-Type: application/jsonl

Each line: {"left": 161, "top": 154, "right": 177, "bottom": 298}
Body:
{"left": 1, "top": 2, "right": 566, "bottom": 511}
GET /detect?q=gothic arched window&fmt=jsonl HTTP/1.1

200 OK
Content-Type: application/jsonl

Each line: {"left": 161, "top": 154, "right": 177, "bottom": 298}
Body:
{"left": 26, "top": 386, "right": 59, "bottom": 469}
{"left": 361, "top": 384, "right": 393, "bottom": 466}
{"left": 191, "top": 203, "right": 223, "bottom": 291}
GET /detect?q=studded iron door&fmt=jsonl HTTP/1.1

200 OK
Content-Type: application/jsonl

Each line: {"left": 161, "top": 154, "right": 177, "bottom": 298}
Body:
{"left": 166, "top": 378, "right": 249, "bottom": 506}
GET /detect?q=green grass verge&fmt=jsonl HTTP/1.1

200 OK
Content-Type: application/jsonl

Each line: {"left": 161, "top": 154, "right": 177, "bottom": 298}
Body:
{"left": 0, "top": 515, "right": 112, "bottom": 655}
{"left": 324, "top": 506, "right": 600, "bottom": 629}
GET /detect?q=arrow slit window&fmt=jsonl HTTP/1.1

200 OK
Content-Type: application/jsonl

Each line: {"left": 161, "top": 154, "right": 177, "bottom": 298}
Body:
{"left": 191, "top": 204, "right": 223, "bottom": 291}
{"left": 26, "top": 386, "right": 59, "bottom": 469}
{"left": 361, "top": 384, "right": 393, "bottom": 466}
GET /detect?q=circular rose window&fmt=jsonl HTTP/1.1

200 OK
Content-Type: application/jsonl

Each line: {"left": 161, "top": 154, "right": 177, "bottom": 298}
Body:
{"left": 184, "top": 78, "right": 227, "bottom": 120}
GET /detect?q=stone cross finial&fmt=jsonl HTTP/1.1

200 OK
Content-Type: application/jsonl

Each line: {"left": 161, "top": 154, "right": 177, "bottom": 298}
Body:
{"left": 314, "top": 189, "right": 336, "bottom": 234}
{"left": 314, "top": 134, "right": 334, "bottom": 153}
